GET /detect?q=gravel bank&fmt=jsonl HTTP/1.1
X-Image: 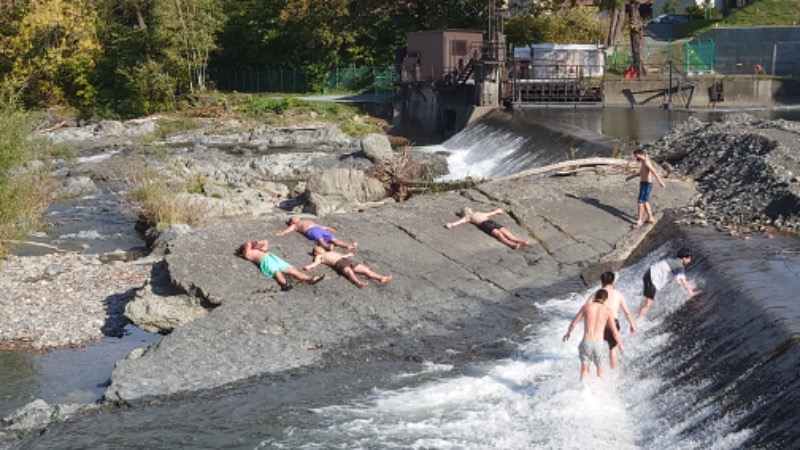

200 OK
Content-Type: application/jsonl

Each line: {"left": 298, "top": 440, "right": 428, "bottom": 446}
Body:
{"left": 0, "top": 253, "right": 153, "bottom": 350}
{"left": 646, "top": 113, "right": 800, "bottom": 234}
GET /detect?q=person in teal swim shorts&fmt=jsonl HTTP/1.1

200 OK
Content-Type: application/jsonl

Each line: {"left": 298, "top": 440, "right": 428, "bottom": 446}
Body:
{"left": 239, "top": 240, "right": 324, "bottom": 291}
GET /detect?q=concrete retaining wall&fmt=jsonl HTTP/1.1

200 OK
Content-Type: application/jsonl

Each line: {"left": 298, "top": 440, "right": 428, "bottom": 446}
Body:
{"left": 604, "top": 78, "right": 800, "bottom": 108}
{"left": 699, "top": 27, "right": 800, "bottom": 76}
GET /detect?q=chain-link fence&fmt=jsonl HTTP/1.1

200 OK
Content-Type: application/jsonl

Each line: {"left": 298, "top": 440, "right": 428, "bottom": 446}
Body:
{"left": 607, "top": 40, "right": 715, "bottom": 77}
{"left": 207, "top": 66, "right": 396, "bottom": 94}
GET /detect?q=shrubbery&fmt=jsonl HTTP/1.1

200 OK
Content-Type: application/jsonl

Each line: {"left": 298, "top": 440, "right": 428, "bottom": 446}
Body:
{"left": 0, "top": 96, "right": 56, "bottom": 256}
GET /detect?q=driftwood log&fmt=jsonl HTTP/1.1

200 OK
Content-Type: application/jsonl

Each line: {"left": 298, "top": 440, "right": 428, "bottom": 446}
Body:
{"left": 488, "top": 157, "right": 635, "bottom": 184}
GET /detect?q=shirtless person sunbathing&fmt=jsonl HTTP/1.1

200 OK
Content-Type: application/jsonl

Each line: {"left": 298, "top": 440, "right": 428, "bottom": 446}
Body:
{"left": 444, "top": 207, "right": 530, "bottom": 250}
{"left": 303, "top": 246, "right": 392, "bottom": 288}
{"left": 277, "top": 217, "right": 358, "bottom": 252}
{"left": 239, "top": 240, "right": 324, "bottom": 291}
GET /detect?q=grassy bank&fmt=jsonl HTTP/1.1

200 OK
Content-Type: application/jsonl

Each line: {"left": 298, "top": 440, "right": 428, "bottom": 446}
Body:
{"left": 0, "top": 102, "right": 57, "bottom": 256}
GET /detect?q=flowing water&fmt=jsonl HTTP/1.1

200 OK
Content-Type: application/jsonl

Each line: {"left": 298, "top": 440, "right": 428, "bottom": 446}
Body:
{"left": 3, "top": 107, "right": 800, "bottom": 449}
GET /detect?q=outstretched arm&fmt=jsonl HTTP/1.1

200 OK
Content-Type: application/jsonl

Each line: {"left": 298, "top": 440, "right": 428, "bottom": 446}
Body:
{"left": 488, "top": 208, "right": 505, "bottom": 217}
{"left": 303, "top": 255, "right": 324, "bottom": 272}
{"left": 563, "top": 307, "right": 585, "bottom": 342}
{"left": 276, "top": 225, "right": 295, "bottom": 236}
{"left": 445, "top": 217, "right": 470, "bottom": 229}
{"left": 676, "top": 276, "right": 698, "bottom": 297}
{"left": 619, "top": 297, "right": 637, "bottom": 333}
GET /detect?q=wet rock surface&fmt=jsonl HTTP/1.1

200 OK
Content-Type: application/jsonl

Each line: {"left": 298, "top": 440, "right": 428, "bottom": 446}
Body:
{"left": 104, "top": 170, "right": 695, "bottom": 402}
{"left": 4, "top": 111, "right": 800, "bottom": 434}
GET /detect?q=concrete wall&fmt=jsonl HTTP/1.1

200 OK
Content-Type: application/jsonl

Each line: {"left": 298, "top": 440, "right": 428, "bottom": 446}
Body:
{"left": 604, "top": 78, "right": 800, "bottom": 107}
{"left": 699, "top": 27, "right": 800, "bottom": 76}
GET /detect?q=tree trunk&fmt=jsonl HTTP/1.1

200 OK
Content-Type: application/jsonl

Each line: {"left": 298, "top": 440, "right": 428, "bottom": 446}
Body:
{"left": 629, "top": 0, "right": 645, "bottom": 77}
{"left": 606, "top": 8, "right": 625, "bottom": 46}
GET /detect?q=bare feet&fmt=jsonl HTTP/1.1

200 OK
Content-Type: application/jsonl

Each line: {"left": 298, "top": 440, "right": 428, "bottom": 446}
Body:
{"left": 358, "top": 280, "right": 369, "bottom": 288}
{"left": 516, "top": 242, "right": 531, "bottom": 250}
{"left": 379, "top": 275, "right": 393, "bottom": 285}
{"left": 632, "top": 221, "right": 643, "bottom": 229}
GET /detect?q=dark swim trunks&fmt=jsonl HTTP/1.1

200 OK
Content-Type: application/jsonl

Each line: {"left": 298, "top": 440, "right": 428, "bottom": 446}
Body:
{"left": 603, "top": 319, "right": 621, "bottom": 349}
{"left": 305, "top": 226, "right": 335, "bottom": 244}
{"left": 333, "top": 257, "right": 356, "bottom": 275}
{"left": 643, "top": 269, "right": 657, "bottom": 299}
{"left": 478, "top": 219, "right": 503, "bottom": 235}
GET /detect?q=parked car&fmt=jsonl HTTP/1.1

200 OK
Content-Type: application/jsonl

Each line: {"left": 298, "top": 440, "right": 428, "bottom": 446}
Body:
{"left": 650, "top": 13, "right": 687, "bottom": 24}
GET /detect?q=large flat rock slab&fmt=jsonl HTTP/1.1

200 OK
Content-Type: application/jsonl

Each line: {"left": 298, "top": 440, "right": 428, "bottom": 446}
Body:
{"left": 105, "top": 171, "right": 695, "bottom": 402}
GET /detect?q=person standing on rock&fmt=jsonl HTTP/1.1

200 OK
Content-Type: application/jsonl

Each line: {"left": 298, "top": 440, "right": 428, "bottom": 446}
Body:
{"left": 303, "top": 246, "right": 393, "bottom": 288}
{"left": 238, "top": 240, "right": 324, "bottom": 291}
{"left": 277, "top": 217, "right": 358, "bottom": 252}
{"left": 564, "top": 289, "right": 625, "bottom": 381}
{"left": 586, "top": 271, "right": 636, "bottom": 370}
{"left": 444, "top": 207, "right": 530, "bottom": 250}
{"left": 637, "top": 248, "right": 700, "bottom": 319}
{"left": 627, "top": 148, "right": 666, "bottom": 228}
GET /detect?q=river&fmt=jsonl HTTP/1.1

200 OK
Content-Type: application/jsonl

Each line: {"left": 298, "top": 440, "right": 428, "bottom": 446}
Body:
{"left": 2, "top": 106, "right": 799, "bottom": 449}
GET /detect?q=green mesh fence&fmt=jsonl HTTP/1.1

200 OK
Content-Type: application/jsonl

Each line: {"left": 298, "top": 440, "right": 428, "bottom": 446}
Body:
{"left": 684, "top": 40, "right": 714, "bottom": 73}
{"left": 209, "top": 67, "right": 396, "bottom": 94}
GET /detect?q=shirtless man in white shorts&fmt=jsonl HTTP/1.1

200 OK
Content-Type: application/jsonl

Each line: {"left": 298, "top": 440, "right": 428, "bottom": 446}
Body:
{"left": 585, "top": 271, "right": 636, "bottom": 369}
{"left": 564, "top": 289, "right": 625, "bottom": 381}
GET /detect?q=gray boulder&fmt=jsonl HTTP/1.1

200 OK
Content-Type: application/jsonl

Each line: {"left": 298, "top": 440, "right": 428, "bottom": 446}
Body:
{"left": 303, "top": 168, "right": 387, "bottom": 215}
{"left": 125, "top": 287, "right": 208, "bottom": 334}
{"left": 360, "top": 133, "right": 394, "bottom": 163}
{"left": 1, "top": 399, "right": 99, "bottom": 432}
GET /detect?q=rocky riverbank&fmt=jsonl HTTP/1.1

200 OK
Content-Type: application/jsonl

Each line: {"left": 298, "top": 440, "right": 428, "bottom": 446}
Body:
{"left": 2, "top": 110, "right": 800, "bottom": 437}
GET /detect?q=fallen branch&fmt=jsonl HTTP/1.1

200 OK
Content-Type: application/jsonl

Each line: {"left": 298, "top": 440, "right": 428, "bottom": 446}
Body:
{"left": 348, "top": 200, "right": 393, "bottom": 212}
{"left": 487, "top": 157, "right": 635, "bottom": 184}
{"left": 35, "top": 121, "right": 69, "bottom": 133}
{"left": 1, "top": 240, "right": 67, "bottom": 252}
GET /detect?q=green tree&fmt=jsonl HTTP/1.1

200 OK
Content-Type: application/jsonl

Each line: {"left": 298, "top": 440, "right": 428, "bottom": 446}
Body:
{"left": 0, "top": 0, "right": 101, "bottom": 109}
{"left": 506, "top": 7, "right": 604, "bottom": 45}
{"left": 152, "top": 0, "right": 225, "bottom": 93}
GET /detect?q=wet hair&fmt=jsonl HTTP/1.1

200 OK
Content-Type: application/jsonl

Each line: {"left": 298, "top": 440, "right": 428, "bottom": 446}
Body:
{"left": 677, "top": 248, "right": 692, "bottom": 259}
{"left": 286, "top": 216, "right": 299, "bottom": 226}
{"left": 456, "top": 207, "right": 473, "bottom": 218}
{"left": 600, "top": 271, "right": 615, "bottom": 286}
{"left": 593, "top": 288, "right": 608, "bottom": 303}
{"left": 633, "top": 148, "right": 645, "bottom": 156}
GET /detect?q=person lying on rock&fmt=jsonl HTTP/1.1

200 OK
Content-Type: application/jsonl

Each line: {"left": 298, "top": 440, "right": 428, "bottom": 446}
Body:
{"left": 444, "top": 207, "right": 530, "bottom": 250}
{"left": 303, "top": 246, "right": 392, "bottom": 288}
{"left": 238, "top": 240, "right": 324, "bottom": 291}
{"left": 276, "top": 217, "right": 358, "bottom": 252}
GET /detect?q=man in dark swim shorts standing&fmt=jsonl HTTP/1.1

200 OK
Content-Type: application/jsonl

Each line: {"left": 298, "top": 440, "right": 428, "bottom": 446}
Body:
{"left": 444, "top": 207, "right": 530, "bottom": 250}
{"left": 303, "top": 246, "right": 393, "bottom": 288}
{"left": 277, "top": 216, "right": 358, "bottom": 251}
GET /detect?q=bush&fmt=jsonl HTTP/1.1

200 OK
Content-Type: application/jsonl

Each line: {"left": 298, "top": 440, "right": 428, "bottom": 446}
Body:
{"left": 0, "top": 96, "right": 57, "bottom": 255}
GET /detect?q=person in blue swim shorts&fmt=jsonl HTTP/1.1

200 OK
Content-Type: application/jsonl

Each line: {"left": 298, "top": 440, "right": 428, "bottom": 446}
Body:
{"left": 626, "top": 148, "right": 666, "bottom": 229}
{"left": 276, "top": 217, "right": 358, "bottom": 251}
{"left": 239, "top": 240, "right": 324, "bottom": 291}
